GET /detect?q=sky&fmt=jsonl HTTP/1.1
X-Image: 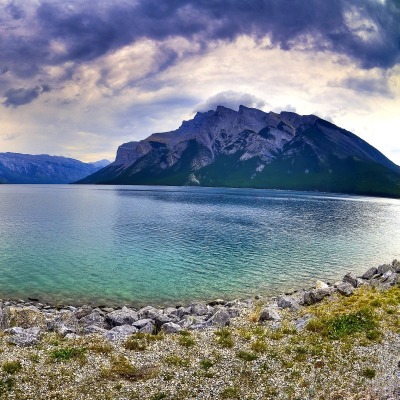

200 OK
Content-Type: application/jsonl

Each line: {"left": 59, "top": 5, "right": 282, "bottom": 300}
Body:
{"left": 0, "top": 0, "right": 399, "bottom": 164}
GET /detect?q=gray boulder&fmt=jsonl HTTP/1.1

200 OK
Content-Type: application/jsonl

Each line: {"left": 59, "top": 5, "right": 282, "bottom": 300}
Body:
{"left": 83, "top": 325, "right": 107, "bottom": 335}
{"left": 5, "top": 327, "right": 41, "bottom": 346}
{"left": 277, "top": 296, "right": 301, "bottom": 310}
{"left": 132, "top": 318, "right": 154, "bottom": 329}
{"left": 207, "top": 310, "right": 230, "bottom": 327}
{"left": 179, "top": 315, "right": 206, "bottom": 329}
{"left": 301, "top": 291, "right": 317, "bottom": 306}
{"left": 138, "top": 306, "right": 162, "bottom": 320}
{"left": 259, "top": 307, "right": 281, "bottom": 322}
{"left": 379, "top": 271, "right": 398, "bottom": 290}
{"left": 343, "top": 272, "right": 358, "bottom": 288}
{"left": 104, "top": 325, "right": 138, "bottom": 341}
{"left": 336, "top": 282, "right": 354, "bottom": 296}
{"left": 360, "top": 266, "right": 378, "bottom": 280}
{"left": 226, "top": 307, "right": 241, "bottom": 318}
{"left": 190, "top": 303, "right": 209, "bottom": 316}
{"left": 0, "top": 302, "right": 9, "bottom": 329}
{"left": 392, "top": 259, "right": 400, "bottom": 272}
{"left": 139, "top": 322, "right": 154, "bottom": 334}
{"left": 79, "top": 311, "right": 108, "bottom": 329}
{"left": 377, "top": 264, "right": 394, "bottom": 276}
{"left": 106, "top": 306, "right": 139, "bottom": 327}
{"left": 74, "top": 305, "right": 93, "bottom": 319}
{"left": 161, "top": 322, "right": 182, "bottom": 333}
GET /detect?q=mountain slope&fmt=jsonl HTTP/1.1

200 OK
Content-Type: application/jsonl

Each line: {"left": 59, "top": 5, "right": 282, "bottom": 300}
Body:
{"left": 0, "top": 153, "right": 111, "bottom": 184}
{"left": 78, "top": 106, "right": 400, "bottom": 198}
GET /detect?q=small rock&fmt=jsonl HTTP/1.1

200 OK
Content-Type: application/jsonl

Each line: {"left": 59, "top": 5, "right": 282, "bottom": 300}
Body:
{"left": 336, "top": 282, "right": 354, "bottom": 296}
{"left": 294, "top": 315, "right": 313, "bottom": 331}
{"left": 106, "top": 306, "right": 139, "bottom": 327}
{"left": 104, "top": 325, "right": 138, "bottom": 341}
{"left": 5, "top": 327, "right": 41, "bottom": 346}
{"left": 208, "top": 299, "right": 226, "bottom": 306}
{"left": 380, "top": 271, "right": 398, "bottom": 290}
{"left": 314, "top": 288, "right": 333, "bottom": 302}
{"left": 259, "top": 307, "right": 281, "bottom": 322}
{"left": 65, "top": 333, "right": 81, "bottom": 340}
{"left": 360, "top": 266, "right": 378, "bottom": 280}
{"left": 207, "top": 310, "right": 230, "bottom": 327}
{"left": 161, "top": 322, "right": 182, "bottom": 333}
{"left": 315, "top": 280, "right": 329, "bottom": 290}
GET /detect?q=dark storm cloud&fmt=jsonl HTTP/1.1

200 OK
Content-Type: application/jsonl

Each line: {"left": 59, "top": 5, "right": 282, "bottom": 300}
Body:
{"left": 3, "top": 85, "right": 50, "bottom": 107}
{"left": 1, "top": 0, "right": 399, "bottom": 88}
{"left": 331, "top": 75, "right": 393, "bottom": 97}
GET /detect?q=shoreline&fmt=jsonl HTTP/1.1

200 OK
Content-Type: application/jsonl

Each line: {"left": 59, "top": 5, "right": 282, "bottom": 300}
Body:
{"left": 0, "top": 259, "right": 398, "bottom": 399}
{"left": 1, "top": 260, "right": 398, "bottom": 341}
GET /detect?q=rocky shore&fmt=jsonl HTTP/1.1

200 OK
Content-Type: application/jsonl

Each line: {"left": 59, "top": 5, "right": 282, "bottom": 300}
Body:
{"left": 0, "top": 260, "right": 399, "bottom": 399}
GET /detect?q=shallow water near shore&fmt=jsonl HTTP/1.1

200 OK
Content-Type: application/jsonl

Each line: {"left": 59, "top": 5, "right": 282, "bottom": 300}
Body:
{"left": 0, "top": 184, "right": 399, "bottom": 307}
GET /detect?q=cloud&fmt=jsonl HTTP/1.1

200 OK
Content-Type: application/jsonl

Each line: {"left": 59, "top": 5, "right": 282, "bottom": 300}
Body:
{"left": 0, "top": 0, "right": 398, "bottom": 85}
{"left": 3, "top": 85, "right": 51, "bottom": 107}
{"left": 195, "top": 91, "right": 267, "bottom": 112}
{"left": 330, "top": 75, "right": 392, "bottom": 97}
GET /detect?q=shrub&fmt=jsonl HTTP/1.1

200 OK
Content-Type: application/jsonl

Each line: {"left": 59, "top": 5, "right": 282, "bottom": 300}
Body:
{"left": 236, "top": 350, "right": 258, "bottom": 361}
{"left": 326, "top": 308, "right": 377, "bottom": 339}
{"left": 199, "top": 359, "right": 214, "bottom": 370}
{"left": 2, "top": 361, "right": 22, "bottom": 374}
{"left": 178, "top": 335, "right": 196, "bottom": 348}
{"left": 50, "top": 347, "right": 86, "bottom": 362}
{"left": 214, "top": 328, "right": 234, "bottom": 348}
{"left": 362, "top": 368, "right": 376, "bottom": 379}
{"left": 250, "top": 339, "right": 267, "bottom": 353}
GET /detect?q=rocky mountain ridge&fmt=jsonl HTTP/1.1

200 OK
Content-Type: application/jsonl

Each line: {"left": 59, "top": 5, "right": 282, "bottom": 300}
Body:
{"left": 78, "top": 105, "right": 400, "bottom": 198}
{"left": 0, "top": 153, "right": 110, "bottom": 184}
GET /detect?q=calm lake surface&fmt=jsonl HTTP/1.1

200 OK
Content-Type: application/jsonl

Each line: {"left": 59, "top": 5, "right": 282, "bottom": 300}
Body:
{"left": 0, "top": 185, "right": 399, "bottom": 307}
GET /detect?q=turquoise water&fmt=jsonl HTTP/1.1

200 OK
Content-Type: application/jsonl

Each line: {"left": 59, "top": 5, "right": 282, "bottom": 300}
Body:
{"left": 0, "top": 185, "right": 399, "bottom": 307}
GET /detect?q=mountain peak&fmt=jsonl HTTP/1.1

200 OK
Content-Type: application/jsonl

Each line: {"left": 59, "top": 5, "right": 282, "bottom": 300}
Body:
{"left": 78, "top": 105, "right": 400, "bottom": 198}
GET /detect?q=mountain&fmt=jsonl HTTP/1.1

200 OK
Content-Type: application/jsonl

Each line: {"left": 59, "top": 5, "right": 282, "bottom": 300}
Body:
{"left": 0, "top": 153, "right": 111, "bottom": 184}
{"left": 77, "top": 105, "right": 400, "bottom": 198}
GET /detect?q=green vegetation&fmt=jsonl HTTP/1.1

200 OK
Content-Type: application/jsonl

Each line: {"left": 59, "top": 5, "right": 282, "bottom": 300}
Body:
{"left": 214, "top": 328, "right": 234, "bottom": 348}
{"left": 101, "top": 355, "right": 158, "bottom": 381}
{"left": 362, "top": 368, "right": 376, "bottom": 379}
{"left": 199, "top": 358, "right": 214, "bottom": 370}
{"left": 2, "top": 360, "right": 22, "bottom": 374}
{"left": 177, "top": 330, "right": 196, "bottom": 347}
{"left": 236, "top": 350, "right": 258, "bottom": 362}
{"left": 50, "top": 347, "right": 86, "bottom": 362}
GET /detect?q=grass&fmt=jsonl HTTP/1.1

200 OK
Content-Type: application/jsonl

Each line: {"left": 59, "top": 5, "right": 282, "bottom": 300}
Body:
{"left": 124, "top": 332, "right": 164, "bottom": 351}
{"left": 50, "top": 347, "right": 86, "bottom": 362}
{"left": 164, "top": 355, "right": 190, "bottom": 367}
{"left": 178, "top": 331, "right": 196, "bottom": 347}
{"left": 2, "top": 360, "right": 22, "bottom": 374}
{"left": 236, "top": 350, "right": 258, "bottom": 362}
{"left": 362, "top": 368, "right": 376, "bottom": 379}
{"left": 101, "top": 355, "right": 158, "bottom": 381}
{"left": 214, "top": 328, "right": 234, "bottom": 348}
{"left": 199, "top": 358, "right": 214, "bottom": 370}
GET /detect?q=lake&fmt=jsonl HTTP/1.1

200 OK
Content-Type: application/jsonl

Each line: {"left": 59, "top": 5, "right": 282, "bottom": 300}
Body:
{"left": 0, "top": 185, "right": 399, "bottom": 307}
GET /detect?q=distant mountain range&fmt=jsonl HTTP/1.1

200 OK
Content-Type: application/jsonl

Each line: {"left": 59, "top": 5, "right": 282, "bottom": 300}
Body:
{"left": 0, "top": 153, "right": 110, "bottom": 184}
{"left": 77, "top": 105, "right": 400, "bottom": 198}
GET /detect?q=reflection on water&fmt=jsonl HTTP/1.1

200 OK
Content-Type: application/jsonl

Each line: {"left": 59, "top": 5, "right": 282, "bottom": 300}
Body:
{"left": 0, "top": 184, "right": 399, "bottom": 306}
